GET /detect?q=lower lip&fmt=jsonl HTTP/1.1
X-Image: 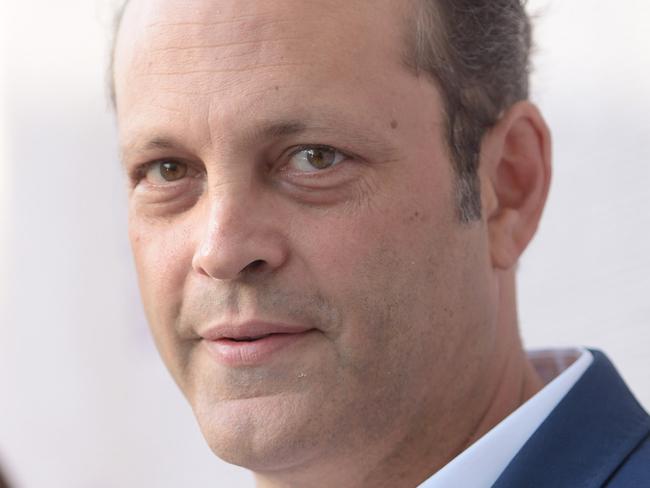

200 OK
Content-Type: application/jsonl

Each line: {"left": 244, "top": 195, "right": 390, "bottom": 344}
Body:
{"left": 203, "top": 331, "right": 316, "bottom": 366}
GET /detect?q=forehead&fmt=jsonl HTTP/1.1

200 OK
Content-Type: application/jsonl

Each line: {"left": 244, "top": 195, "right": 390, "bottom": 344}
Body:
{"left": 119, "top": 0, "right": 409, "bottom": 48}
{"left": 112, "top": 0, "right": 437, "bottom": 158}
{"left": 114, "top": 1, "right": 412, "bottom": 101}
{"left": 116, "top": 0, "right": 410, "bottom": 60}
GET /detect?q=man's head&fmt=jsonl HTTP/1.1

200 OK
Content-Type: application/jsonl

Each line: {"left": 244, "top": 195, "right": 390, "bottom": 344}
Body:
{"left": 113, "top": 0, "right": 550, "bottom": 485}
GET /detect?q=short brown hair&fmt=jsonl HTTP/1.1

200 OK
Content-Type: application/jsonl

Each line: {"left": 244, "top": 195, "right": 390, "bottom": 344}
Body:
{"left": 406, "top": 0, "right": 533, "bottom": 221}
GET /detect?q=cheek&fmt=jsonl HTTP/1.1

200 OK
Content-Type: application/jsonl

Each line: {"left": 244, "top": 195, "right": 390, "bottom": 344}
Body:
{"left": 288, "top": 154, "right": 482, "bottom": 385}
{"left": 293, "top": 198, "right": 450, "bottom": 355}
{"left": 280, "top": 211, "right": 461, "bottom": 444}
{"left": 128, "top": 216, "right": 195, "bottom": 352}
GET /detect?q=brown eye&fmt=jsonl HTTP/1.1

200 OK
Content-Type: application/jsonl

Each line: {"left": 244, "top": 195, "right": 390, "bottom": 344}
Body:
{"left": 306, "top": 148, "right": 335, "bottom": 169}
{"left": 145, "top": 160, "right": 188, "bottom": 184}
{"left": 289, "top": 146, "right": 345, "bottom": 173}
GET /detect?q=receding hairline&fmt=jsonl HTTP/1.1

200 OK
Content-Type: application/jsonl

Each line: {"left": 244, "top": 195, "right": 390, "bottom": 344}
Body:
{"left": 108, "top": 0, "right": 435, "bottom": 109}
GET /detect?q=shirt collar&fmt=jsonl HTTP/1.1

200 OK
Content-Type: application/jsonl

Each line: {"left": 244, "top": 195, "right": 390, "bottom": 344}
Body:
{"left": 418, "top": 348, "right": 593, "bottom": 488}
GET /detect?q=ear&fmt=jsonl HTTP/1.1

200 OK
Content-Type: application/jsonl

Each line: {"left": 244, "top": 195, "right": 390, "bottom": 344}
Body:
{"left": 479, "top": 101, "right": 552, "bottom": 270}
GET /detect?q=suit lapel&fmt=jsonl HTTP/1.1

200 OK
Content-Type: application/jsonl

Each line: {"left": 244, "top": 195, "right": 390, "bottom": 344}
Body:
{"left": 492, "top": 350, "right": 650, "bottom": 488}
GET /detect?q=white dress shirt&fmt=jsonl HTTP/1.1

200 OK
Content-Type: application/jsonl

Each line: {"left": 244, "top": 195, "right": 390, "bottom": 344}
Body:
{"left": 418, "top": 348, "right": 594, "bottom": 488}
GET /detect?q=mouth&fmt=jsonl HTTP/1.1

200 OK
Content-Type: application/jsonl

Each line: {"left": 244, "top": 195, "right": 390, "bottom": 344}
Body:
{"left": 200, "top": 322, "right": 317, "bottom": 366}
{"left": 227, "top": 333, "right": 279, "bottom": 342}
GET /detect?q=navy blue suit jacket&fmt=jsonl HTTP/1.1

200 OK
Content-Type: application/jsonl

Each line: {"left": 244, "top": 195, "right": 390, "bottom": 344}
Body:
{"left": 493, "top": 350, "right": 650, "bottom": 487}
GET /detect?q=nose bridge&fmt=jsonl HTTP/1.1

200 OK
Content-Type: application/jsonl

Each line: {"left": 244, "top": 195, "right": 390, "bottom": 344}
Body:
{"left": 205, "top": 179, "right": 254, "bottom": 252}
{"left": 192, "top": 175, "right": 287, "bottom": 280}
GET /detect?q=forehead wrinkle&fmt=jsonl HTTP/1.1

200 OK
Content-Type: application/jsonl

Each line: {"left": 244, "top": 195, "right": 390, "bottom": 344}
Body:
{"left": 134, "top": 25, "right": 321, "bottom": 85}
{"left": 134, "top": 2, "right": 398, "bottom": 72}
{"left": 143, "top": 61, "right": 317, "bottom": 77}
{"left": 141, "top": 14, "right": 324, "bottom": 57}
{"left": 144, "top": 11, "right": 289, "bottom": 30}
{"left": 142, "top": 16, "right": 310, "bottom": 56}
{"left": 144, "top": 15, "right": 314, "bottom": 45}
{"left": 144, "top": 36, "right": 307, "bottom": 55}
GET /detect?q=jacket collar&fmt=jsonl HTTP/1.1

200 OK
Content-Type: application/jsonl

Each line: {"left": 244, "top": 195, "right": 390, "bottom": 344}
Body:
{"left": 493, "top": 350, "right": 650, "bottom": 488}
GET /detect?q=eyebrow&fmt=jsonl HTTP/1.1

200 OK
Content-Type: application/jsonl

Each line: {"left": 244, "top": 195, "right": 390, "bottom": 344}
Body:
{"left": 249, "top": 118, "right": 395, "bottom": 155}
{"left": 125, "top": 121, "right": 307, "bottom": 154}
{"left": 142, "top": 136, "right": 178, "bottom": 151}
{"left": 255, "top": 120, "right": 308, "bottom": 139}
{"left": 122, "top": 117, "right": 397, "bottom": 161}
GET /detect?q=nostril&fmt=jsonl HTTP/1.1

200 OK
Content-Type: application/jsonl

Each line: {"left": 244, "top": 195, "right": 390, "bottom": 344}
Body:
{"left": 244, "top": 260, "right": 266, "bottom": 272}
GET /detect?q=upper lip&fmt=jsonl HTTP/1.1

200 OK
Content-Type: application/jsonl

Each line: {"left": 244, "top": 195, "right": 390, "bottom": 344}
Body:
{"left": 200, "top": 321, "right": 314, "bottom": 341}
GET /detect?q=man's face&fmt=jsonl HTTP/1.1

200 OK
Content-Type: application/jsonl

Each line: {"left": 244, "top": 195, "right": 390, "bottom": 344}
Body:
{"left": 115, "top": 0, "right": 498, "bottom": 474}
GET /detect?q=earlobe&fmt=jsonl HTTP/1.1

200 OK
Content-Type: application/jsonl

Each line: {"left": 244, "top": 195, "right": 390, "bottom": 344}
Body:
{"left": 483, "top": 101, "right": 552, "bottom": 270}
{"left": 489, "top": 208, "right": 520, "bottom": 269}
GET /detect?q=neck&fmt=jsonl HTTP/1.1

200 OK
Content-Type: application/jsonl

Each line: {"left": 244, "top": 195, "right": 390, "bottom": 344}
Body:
{"left": 460, "top": 335, "right": 544, "bottom": 451}
{"left": 460, "top": 269, "right": 544, "bottom": 449}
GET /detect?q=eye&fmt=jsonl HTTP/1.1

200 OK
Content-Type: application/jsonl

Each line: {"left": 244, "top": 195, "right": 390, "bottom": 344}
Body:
{"left": 144, "top": 160, "right": 188, "bottom": 184}
{"left": 288, "top": 146, "right": 346, "bottom": 173}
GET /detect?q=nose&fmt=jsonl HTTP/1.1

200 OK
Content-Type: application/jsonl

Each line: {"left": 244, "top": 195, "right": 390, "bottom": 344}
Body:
{"left": 191, "top": 188, "right": 289, "bottom": 281}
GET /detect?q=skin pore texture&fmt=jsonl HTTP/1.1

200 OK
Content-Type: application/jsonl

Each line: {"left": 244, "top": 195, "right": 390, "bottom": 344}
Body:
{"left": 114, "top": 1, "right": 551, "bottom": 487}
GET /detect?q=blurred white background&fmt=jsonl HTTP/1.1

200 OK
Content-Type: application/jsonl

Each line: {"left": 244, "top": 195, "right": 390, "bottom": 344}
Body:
{"left": 0, "top": 1, "right": 648, "bottom": 487}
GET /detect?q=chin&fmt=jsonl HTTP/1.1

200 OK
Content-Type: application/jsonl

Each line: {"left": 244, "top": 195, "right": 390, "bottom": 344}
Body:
{"left": 192, "top": 390, "right": 330, "bottom": 472}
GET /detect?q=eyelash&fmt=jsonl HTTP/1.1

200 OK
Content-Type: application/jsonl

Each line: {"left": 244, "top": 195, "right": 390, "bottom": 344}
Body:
{"left": 282, "top": 145, "right": 350, "bottom": 173}
{"left": 128, "top": 160, "right": 194, "bottom": 186}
